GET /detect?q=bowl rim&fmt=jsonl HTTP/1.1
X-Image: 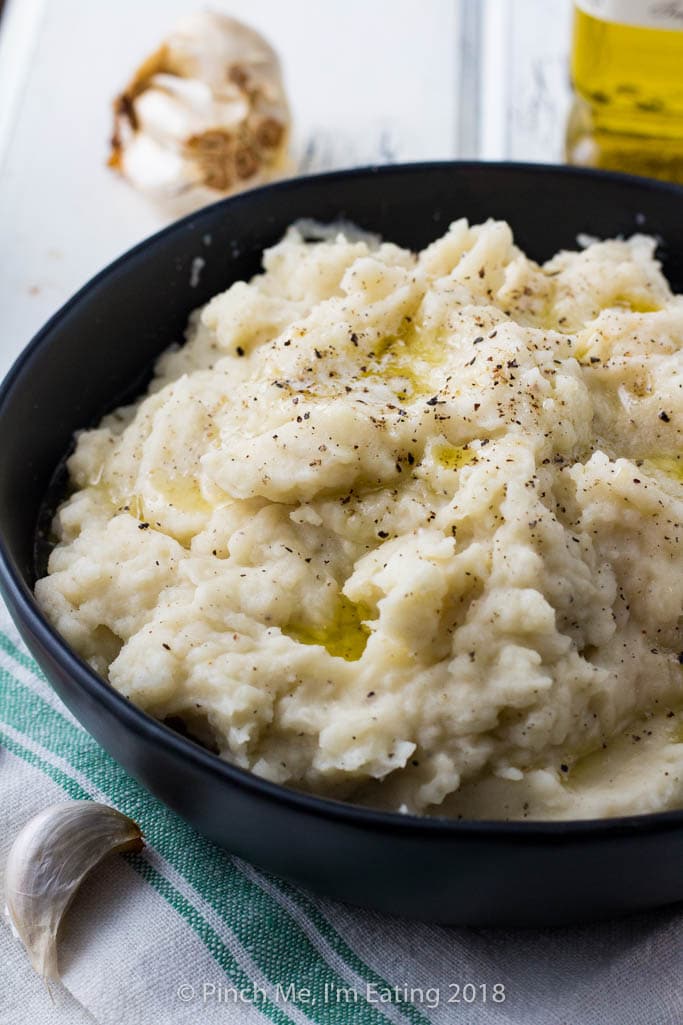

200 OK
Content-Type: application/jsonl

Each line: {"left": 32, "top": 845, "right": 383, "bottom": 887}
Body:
{"left": 2, "top": 159, "right": 683, "bottom": 841}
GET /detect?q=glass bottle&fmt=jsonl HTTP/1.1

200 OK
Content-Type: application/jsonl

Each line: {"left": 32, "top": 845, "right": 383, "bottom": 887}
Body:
{"left": 565, "top": 1, "right": 683, "bottom": 183}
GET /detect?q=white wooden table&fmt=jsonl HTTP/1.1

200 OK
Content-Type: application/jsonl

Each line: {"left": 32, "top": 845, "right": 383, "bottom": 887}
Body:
{"left": 0, "top": 0, "right": 571, "bottom": 380}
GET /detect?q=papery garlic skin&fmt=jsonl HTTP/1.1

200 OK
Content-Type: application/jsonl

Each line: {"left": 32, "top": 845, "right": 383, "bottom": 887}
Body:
{"left": 4, "top": 801, "right": 144, "bottom": 980}
{"left": 109, "top": 12, "right": 291, "bottom": 215}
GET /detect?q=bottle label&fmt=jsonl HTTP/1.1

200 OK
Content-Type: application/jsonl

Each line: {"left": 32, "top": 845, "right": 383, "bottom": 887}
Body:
{"left": 575, "top": 0, "right": 683, "bottom": 29}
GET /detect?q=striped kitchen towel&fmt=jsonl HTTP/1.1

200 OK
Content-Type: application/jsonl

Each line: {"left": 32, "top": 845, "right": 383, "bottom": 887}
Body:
{"left": 1, "top": 602, "right": 682, "bottom": 1025}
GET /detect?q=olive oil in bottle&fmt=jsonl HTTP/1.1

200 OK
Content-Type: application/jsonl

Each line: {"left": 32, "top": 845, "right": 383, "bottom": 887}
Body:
{"left": 566, "top": 1, "right": 683, "bottom": 183}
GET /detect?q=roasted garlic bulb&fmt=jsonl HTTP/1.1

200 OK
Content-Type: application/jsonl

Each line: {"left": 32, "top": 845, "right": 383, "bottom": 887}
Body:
{"left": 109, "top": 12, "right": 291, "bottom": 214}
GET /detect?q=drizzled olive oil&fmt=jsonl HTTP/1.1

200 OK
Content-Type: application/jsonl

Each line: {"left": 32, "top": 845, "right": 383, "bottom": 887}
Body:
{"left": 643, "top": 455, "right": 683, "bottom": 480}
{"left": 566, "top": 1, "right": 683, "bottom": 182}
{"left": 283, "top": 596, "right": 375, "bottom": 661}
{"left": 432, "top": 443, "right": 476, "bottom": 472}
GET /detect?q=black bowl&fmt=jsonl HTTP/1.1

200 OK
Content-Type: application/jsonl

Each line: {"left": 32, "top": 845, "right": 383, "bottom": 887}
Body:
{"left": 2, "top": 162, "right": 683, "bottom": 927}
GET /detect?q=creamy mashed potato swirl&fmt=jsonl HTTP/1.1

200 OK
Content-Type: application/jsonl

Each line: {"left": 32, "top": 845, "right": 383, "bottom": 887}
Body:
{"left": 36, "top": 219, "right": 683, "bottom": 819}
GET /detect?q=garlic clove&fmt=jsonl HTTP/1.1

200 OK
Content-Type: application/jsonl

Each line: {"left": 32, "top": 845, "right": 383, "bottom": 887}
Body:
{"left": 4, "top": 801, "right": 144, "bottom": 980}
{"left": 122, "top": 132, "right": 194, "bottom": 193}
{"left": 134, "top": 80, "right": 215, "bottom": 143}
{"left": 109, "top": 11, "right": 291, "bottom": 216}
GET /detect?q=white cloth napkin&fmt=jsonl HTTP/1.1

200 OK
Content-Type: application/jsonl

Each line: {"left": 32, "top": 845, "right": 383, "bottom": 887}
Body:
{"left": 1, "top": 602, "right": 682, "bottom": 1025}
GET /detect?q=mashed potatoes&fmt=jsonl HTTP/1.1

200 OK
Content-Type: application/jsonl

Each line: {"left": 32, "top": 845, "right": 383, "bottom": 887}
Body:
{"left": 35, "top": 219, "right": 683, "bottom": 820}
